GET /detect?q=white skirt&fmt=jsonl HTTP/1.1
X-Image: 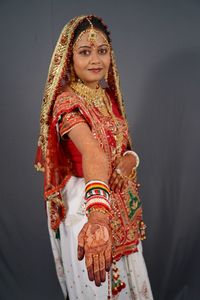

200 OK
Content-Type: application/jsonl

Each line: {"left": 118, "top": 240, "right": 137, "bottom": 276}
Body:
{"left": 47, "top": 176, "right": 154, "bottom": 300}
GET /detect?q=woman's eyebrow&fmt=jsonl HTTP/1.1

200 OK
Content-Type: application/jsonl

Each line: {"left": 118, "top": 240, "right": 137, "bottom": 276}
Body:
{"left": 77, "top": 45, "right": 91, "bottom": 49}
{"left": 98, "top": 43, "right": 109, "bottom": 48}
{"left": 77, "top": 43, "right": 109, "bottom": 49}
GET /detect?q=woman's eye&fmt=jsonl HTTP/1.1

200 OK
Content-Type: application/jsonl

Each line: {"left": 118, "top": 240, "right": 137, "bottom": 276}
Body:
{"left": 79, "top": 50, "right": 91, "bottom": 56}
{"left": 99, "top": 48, "right": 108, "bottom": 55}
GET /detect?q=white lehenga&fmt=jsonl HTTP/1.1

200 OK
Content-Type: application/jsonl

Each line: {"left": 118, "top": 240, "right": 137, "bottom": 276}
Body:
{"left": 47, "top": 176, "right": 154, "bottom": 300}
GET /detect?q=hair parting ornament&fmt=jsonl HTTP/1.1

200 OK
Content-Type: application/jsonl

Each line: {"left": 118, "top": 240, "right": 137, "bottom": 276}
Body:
{"left": 73, "top": 17, "right": 110, "bottom": 51}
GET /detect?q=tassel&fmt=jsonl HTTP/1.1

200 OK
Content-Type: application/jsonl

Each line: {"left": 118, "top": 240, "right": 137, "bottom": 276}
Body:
{"left": 111, "top": 259, "right": 126, "bottom": 296}
{"left": 139, "top": 220, "right": 147, "bottom": 240}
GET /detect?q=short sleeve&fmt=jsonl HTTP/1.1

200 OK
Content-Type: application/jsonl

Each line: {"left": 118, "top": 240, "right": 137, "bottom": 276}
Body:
{"left": 59, "top": 108, "right": 86, "bottom": 138}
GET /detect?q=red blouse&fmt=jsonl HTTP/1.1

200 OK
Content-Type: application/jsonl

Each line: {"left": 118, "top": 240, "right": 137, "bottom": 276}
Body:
{"left": 59, "top": 91, "right": 123, "bottom": 177}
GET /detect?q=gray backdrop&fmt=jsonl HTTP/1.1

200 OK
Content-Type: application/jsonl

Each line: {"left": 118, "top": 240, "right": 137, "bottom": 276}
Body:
{"left": 1, "top": 1, "right": 200, "bottom": 299}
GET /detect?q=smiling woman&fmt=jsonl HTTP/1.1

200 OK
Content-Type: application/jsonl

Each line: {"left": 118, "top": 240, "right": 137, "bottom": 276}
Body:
{"left": 35, "top": 15, "right": 153, "bottom": 300}
{"left": 72, "top": 26, "right": 110, "bottom": 88}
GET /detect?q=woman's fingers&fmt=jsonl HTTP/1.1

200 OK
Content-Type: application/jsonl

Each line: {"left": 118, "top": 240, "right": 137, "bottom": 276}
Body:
{"left": 86, "top": 252, "right": 107, "bottom": 284}
{"left": 85, "top": 253, "right": 94, "bottom": 281}
{"left": 109, "top": 170, "right": 117, "bottom": 187}
{"left": 111, "top": 175, "right": 119, "bottom": 192}
{"left": 113, "top": 173, "right": 124, "bottom": 192}
{"left": 116, "top": 177, "right": 124, "bottom": 192}
{"left": 110, "top": 161, "right": 127, "bottom": 192}
{"left": 93, "top": 254, "right": 101, "bottom": 286}
{"left": 77, "top": 245, "right": 85, "bottom": 260}
{"left": 99, "top": 252, "right": 106, "bottom": 282}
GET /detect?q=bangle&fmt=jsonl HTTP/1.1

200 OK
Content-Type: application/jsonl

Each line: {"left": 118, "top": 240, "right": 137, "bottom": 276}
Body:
{"left": 123, "top": 150, "right": 140, "bottom": 169}
{"left": 85, "top": 198, "right": 111, "bottom": 211}
{"left": 87, "top": 206, "right": 111, "bottom": 217}
{"left": 84, "top": 180, "right": 111, "bottom": 217}
{"left": 85, "top": 180, "right": 110, "bottom": 194}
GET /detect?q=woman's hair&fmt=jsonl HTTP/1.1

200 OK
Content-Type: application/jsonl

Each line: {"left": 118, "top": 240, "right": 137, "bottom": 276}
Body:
{"left": 72, "top": 15, "right": 111, "bottom": 44}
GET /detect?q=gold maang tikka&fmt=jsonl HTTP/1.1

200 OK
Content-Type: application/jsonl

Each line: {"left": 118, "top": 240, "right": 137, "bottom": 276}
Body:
{"left": 86, "top": 18, "right": 97, "bottom": 46}
{"left": 73, "top": 17, "right": 110, "bottom": 51}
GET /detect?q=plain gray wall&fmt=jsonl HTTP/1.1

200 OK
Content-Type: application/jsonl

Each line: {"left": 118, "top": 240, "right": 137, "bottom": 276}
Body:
{"left": 1, "top": 1, "right": 200, "bottom": 299}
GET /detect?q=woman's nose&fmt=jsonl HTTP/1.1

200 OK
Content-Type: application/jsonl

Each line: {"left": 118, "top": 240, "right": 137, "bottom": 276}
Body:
{"left": 90, "top": 50, "right": 100, "bottom": 64}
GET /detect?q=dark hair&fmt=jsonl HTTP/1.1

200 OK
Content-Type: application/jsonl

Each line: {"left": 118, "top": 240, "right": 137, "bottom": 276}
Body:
{"left": 72, "top": 15, "right": 111, "bottom": 44}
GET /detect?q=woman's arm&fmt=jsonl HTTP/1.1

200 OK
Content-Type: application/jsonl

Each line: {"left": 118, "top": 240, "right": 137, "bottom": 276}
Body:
{"left": 68, "top": 122, "right": 112, "bottom": 286}
{"left": 68, "top": 122, "right": 109, "bottom": 183}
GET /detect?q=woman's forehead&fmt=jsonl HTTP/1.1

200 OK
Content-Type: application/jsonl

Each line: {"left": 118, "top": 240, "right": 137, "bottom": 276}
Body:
{"left": 74, "top": 30, "right": 109, "bottom": 49}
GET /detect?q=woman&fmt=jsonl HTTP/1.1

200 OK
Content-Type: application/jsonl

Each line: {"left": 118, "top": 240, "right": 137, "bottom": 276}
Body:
{"left": 35, "top": 15, "right": 153, "bottom": 300}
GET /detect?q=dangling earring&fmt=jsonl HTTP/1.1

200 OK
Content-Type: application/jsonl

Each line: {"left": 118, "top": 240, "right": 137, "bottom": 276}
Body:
{"left": 70, "top": 64, "right": 76, "bottom": 82}
{"left": 105, "top": 70, "right": 109, "bottom": 83}
{"left": 101, "top": 69, "right": 109, "bottom": 88}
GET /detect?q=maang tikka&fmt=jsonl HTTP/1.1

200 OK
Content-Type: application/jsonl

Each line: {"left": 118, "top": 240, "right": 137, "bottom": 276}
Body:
{"left": 73, "top": 17, "right": 110, "bottom": 51}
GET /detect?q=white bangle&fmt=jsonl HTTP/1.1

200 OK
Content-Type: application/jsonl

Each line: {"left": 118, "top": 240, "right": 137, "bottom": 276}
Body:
{"left": 123, "top": 150, "right": 140, "bottom": 169}
{"left": 85, "top": 198, "right": 111, "bottom": 211}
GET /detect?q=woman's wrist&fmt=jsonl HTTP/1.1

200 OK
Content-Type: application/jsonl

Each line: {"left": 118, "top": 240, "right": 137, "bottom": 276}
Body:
{"left": 88, "top": 210, "right": 110, "bottom": 224}
{"left": 123, "top": 150, "right": 140, "bottom": 170}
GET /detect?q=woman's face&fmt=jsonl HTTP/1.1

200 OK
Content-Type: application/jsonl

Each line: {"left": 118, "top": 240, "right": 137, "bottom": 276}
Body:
{"left": 72, "top": 29, "right": 111, "bottom": 89}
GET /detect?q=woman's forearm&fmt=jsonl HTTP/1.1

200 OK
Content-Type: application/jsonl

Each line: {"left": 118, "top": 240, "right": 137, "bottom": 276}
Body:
{"left": 82, "top": 149, "right": 109, "bottom": 183}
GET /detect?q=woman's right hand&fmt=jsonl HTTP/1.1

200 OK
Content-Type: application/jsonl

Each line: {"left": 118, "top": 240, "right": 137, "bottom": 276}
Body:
{"left": 77, "top": 212, "right": 112, "bottom": 286}
{"left": 109, "top": 154, "right": 136, "bottom": 192}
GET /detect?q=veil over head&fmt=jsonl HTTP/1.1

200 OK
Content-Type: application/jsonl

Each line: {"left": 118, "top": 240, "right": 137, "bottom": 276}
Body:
{"left": 35, "top": 15, "right": 131, "bottom": 230}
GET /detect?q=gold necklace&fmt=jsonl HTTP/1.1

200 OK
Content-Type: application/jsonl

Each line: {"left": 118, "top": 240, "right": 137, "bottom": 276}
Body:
{"left": 70, "top": 81, "right": 111, "bottom": 115}
{"left": 70, "top": 81, "right": 124, "bottom": 155}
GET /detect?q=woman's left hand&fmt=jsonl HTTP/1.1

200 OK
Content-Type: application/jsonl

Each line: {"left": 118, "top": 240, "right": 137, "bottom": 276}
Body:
{"left": 109, "top": 154, "right": 136, "bottom": 193}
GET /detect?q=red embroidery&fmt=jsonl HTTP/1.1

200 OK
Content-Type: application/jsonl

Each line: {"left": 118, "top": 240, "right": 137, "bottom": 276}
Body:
{"left": 36, "top": 89, "right": 146, "bottom": 258}
{"left": 59, "top": 109, "right": 86, "bottom": 137}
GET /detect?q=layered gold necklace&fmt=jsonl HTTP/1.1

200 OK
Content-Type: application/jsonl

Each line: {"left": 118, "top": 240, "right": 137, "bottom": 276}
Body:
{"left": 70, "top": 81, "right": 111, "bottom": 116}
{"left": 70, "top": 81, "right": 125, "bottom": 156}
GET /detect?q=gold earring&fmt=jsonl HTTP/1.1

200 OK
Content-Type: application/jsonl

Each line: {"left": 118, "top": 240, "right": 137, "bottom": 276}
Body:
{"left": 105, "top": 70, "right": 109, "bottom": 83}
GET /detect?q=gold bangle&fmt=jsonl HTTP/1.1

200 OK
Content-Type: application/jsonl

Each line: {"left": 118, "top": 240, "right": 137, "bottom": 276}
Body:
{"left": 88, "top": 207, "right": 111, "bottom": 216}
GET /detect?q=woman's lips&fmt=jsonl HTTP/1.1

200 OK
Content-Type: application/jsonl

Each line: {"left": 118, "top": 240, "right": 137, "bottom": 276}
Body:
{"left": 88, "top": 68, "right": 103, "bottom": 73}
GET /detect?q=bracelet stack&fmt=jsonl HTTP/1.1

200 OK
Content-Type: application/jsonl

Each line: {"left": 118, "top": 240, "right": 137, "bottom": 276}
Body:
{"left": 85, "top": 180, "right": 111, "bottom": 217}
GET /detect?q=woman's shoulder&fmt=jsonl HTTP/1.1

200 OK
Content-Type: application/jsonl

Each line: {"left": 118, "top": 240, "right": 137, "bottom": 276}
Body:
{"left": 55, "top": 85, "right": 81, "bottom": 106}
{"left": 53, "top": 85, "right": 85, "bottom": 118}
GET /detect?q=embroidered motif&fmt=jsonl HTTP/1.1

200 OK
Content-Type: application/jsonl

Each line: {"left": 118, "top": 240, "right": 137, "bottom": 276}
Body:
{"left": 59, "top": 109, "right": 86, "bottom": 137}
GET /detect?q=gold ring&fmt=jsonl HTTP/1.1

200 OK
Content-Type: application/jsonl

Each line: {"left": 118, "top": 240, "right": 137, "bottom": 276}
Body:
{"left": 93, "top": 254, "right": 99, "bottom": 258}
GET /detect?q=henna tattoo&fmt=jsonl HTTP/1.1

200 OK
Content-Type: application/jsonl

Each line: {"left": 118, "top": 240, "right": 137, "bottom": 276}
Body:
{"left": 93, "top": 255, "right": 99, "bottom": 273}
{"left": 85, "top": 253, "right": 93, "bottom": 268}
{"left": 77, "top": 215, "right": 112, "bottom": 287}
{"left": 85, "top": 224, "right": 110, "bottom": 250}
{"left": 94, "top": 269, "right": 101, "bottom": 286}
{"left": 77, "top": 245, "right": 85, "bottom": 260}
{"left": 99, "top": 252, "right": 105, "bottom": 271}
